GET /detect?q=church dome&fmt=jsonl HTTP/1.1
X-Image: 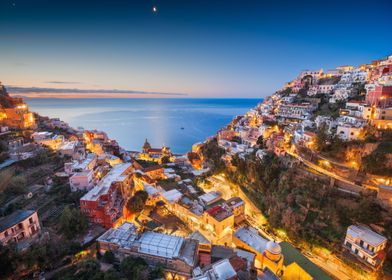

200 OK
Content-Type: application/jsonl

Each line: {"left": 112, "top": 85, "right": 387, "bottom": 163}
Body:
{"left": 266, "top": 240, "right": 282, "bottom": 255}
{"left": 142, "top": 138, "right": 151, "bottom": 152}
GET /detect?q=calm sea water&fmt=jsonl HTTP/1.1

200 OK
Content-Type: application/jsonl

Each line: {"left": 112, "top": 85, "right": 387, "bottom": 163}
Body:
{"left": 26, "top": 98, "right": 260, "bottom": 153}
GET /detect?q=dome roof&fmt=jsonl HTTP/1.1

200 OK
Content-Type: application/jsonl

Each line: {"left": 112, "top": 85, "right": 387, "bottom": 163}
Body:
{"left": 143, "top": 138, "right": 151, "bottom": 151}
{"left": 266, "top": 240, "right": 281, "bottom": 255}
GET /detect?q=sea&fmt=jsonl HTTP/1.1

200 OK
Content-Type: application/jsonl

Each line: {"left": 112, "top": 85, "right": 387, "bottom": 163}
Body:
{"left": 25, "top": 98, "right": 261, "bottom": 154}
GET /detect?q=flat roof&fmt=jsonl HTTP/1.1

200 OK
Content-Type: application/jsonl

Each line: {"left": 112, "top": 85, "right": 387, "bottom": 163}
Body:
{"left": 206, "top": 205, "right": 232, "bottom": 222}
{"left": 97, "top": 222, "right": 138, "bottom": 249}
{"left": 211, "top": 259, "right": 237, "bottom": 280}
{"left": 161, "top": 189, "right": 183, "bottom": 204}
{"left": 347, "top": 225, "right": 387, "bottom": 247}
{"left": 234, "top": 227, "right": 268, "bottom": 255}
{"left": 59, "top": 141, "right": 77, "bottom": 151}
{"left": 138, "top": 231, "right": 184, "bottom": 259}
{"left": 226, "top": 197, "right": 244, "bottom": 208}
{"left": 0, "top": 210, "right": 36, "bottom": 232}
{"left": 73, "top": 153, "right": 96, "bottom": 170}
{"left": 199, "top": 191, "right": 222, "bottom": 204}
{"left": 81, "top": 163, "right": 131, "bottom": 201}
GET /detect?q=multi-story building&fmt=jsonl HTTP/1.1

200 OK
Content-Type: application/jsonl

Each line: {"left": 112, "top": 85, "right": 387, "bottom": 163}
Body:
{"left": 70, "top": 170, "right": 95, "bottom": 192}
{"left": 97, "top": 222, "right": 199, "bottom": 279}
{"left": 276, "top": 103, "right": 315, "bottom": 121}
{"left": 0, "top": 210, "right": 41, "bottom": 247}
{"left": 336, "top": 125, "right": 363, "bottom": 141}
{"left": 203, "top": 205, "right": 234, "bottom": 246}
{"left": 366, "top": 85, "right": 392, "bottom": 107}
{"left": 343, "top": 225, "right": 387, "bottom": 268}
{"left": 226, "top": 197, "right": 245, "bottom": 225}
{"left": 372, "top": 107, "right": 392, "bottom": 129}
{"left": 80, "top": 163, "right": 133, "bottom": 228}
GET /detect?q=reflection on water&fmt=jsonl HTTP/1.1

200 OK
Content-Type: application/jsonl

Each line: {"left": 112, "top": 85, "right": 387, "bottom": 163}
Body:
{"left": 26, "top": 98, "right": 260, "bottom": 153}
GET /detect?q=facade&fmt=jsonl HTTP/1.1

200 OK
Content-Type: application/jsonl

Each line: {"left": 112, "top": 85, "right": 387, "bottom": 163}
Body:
{"left": 70, "top": 170, "right": 95, "bottom": 192}
{"left": 277, "top": 103, "right": 315, "bottom": 120}
{"left": 80, "top": 163, "right": 133, "bottom": 228}
{"left": 97, "top": 222, "right": 199, "bottom": 278}
{"left": 203, "top": 205, "right": 234, "bottom": 246}
{"left": 336, "top": 125, "right": 363, "bottom": 141}
{"left": 366, "top": 85, "right": 392, "bottom": 107}
{"left": 0, "top": 210, "right": 41, "bottom": 247}
{"left": 343, "top": 225, "right": 387, "bottom": 268}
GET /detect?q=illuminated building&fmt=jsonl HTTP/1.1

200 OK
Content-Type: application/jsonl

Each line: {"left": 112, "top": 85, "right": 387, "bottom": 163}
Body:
{"left": 80, "top": 163, "right": 133, "bottom": 228}
{"left": 139, "top": 138, "right": 173, "bottom": 164}
{"left": 97, "top": 222, "right": 199, "bottom": 279}
{"left": 233, "top": 227, "right": 284, "bottom": 275}
{"left": 203, "top": 205, "right": 234, "bottom": 246}
{"left": 343, "top": 225, "right": 387, "bottom": 268}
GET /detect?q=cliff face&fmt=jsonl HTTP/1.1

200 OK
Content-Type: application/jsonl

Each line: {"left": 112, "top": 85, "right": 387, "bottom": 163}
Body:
{"left": 0, "top": 84, "right": 14, "bottom": 108}
{"left": 0, "top": 84, "right": 23, "bottom": 108}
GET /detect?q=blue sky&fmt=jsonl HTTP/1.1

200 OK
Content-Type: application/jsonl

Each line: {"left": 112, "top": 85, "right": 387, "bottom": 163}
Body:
{"left": 0, "top": 0, "right": 391, "bottom": 98}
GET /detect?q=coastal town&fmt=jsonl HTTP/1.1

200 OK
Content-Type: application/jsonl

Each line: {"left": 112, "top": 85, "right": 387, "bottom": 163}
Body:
{"left": 0, "top": 53, "right": 392, "bottom": 280}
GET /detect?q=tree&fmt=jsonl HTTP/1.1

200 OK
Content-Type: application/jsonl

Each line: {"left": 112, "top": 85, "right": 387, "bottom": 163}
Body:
{"left": 126, "top": 190, "right": 148, "bottom": 214}
{"left": 120, "top": 256, "right": 149, "bottom": 280}
{"left": 59, "top": 207, "right": 88, "bottom": 239}
{"left": 102, "top": 250, "right": 116, "bottom": 264}
{"left": 104, "top": 268, "right": 121, "bottom": 280}
{"left": 149, "top": 263, "right": 164, "bottom": 280}
{"left": 74, "top": 259, "right": 104, "bottom": 280}
{"left": 161, "top": 155, "right": 170, "bottom": 164}
{"left": 0, "top": 245, "right": 15, "bottom": 278}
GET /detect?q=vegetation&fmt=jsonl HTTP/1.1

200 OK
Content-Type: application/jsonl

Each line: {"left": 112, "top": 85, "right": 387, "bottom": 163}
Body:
{"left": 59, "top": 207, "right": 88, "bottom": 239}
{"left": 126, "top": 190, "right": 148, "bottom": 214}
{"left": 313, "top": 100, "right": 345, "bottom": 119}
{"left": 199, "top": 138, "right": 225, "bottom": 172}
{"left": 55, "top": 256, "right": 164, "bottom": 280}
{"left": 362, "top": 141, "right": 392, "bottom": 176}
{"left": 102, "top": 250, "right": 116, "bottom": 264}
{"left": 228, "top": 152, "right": 391, "bottom": 250}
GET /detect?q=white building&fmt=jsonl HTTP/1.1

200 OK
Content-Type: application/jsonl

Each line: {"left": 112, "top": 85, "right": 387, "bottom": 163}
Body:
{"left": 343, "top": 225, "right": 387, "bottom": 267}
{"left": 336, "top": 125, "right": 363, "bottom": 141}
{"left": 70, "top": 170, "right": 95, "bottom": 192}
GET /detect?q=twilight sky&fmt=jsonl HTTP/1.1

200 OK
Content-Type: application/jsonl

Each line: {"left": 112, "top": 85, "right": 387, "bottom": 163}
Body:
{"left": 0, "top": 0, "right": 391, "bottom": 98}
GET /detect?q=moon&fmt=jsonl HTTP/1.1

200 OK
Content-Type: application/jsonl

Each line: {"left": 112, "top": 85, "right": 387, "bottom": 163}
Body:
{"left": 152, "top": 6, "right": 157, "bottom": 13}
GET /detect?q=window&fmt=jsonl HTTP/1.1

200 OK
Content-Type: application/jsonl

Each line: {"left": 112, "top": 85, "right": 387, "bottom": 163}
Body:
{"left": 29, "top": 217, "right": 33, "bottom": 224}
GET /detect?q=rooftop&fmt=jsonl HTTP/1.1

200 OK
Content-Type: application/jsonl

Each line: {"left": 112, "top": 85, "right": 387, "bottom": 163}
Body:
{"left": 73, "top": 153, "right": 96, "bottom": 170}
{"left": 347, "top": 225, "right": 387, "bottom": 247}
{"left": 226, "top": 197, "right": 244, "bottom": 208}
{"left": 138, "top": 231, "right": 183, "bottom": 259}
{"left": 210, "top": 259, "right": 237, "bottom": 280}
{"left": 206, "top": 205, "right": 233, "bottom": 222}
{"left": 81, "top": 163, "right": 132, "bottom": 201}
{"left": 234, "top": 227, "right": 268, "bottom": 255}
{"left": 98, "top": 222, "right": 198, "bottom": 266}
{"left": 199, "top": 191, "right": 222, "bottom": 205}
{"left": 280, "top": 241, "right": 331, "bottom": 280}
{"left": 0, "top": 210, "right": 36, "bottom": 232}
{"left": 161, "top": 189, "right": 183, "bottom": 204}
{"left": 97, "top": 222, "right": 138, "bottom": 249}
{"left": 59, "top": 141, "right": 77, "bottom": 151}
